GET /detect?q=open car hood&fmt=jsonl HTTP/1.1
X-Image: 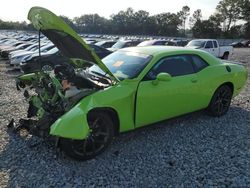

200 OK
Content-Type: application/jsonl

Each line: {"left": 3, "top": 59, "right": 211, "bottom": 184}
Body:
{"left": 28, "top": 7, "right": 118, "bottom": 82}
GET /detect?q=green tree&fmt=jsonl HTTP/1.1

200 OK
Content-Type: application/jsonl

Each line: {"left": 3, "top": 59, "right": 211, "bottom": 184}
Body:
{"left": 216, "top": 0, "right": 241, "bottom": 32}
{"left": 178, "top": 6, "right": 190, "bottom": 36}
{"left": 192, "top": 17, "right": 222, "bottom": 38}
{"left": 189, "top": 9, "right": 202, "bottom": 28}
{"left": 154, "top": 13, "right": 182, "bottom": 36}
{"left": 73, "top": 14, "right": 109, "bottom": 34}
{"left": 133, "top": 10, "right": 150, "bottom": 35}
{"left": 111, "top": 8, "right": 136, "bottom": 34}
{"left": 238, "top": 0, "right": 250, "bottom": 38}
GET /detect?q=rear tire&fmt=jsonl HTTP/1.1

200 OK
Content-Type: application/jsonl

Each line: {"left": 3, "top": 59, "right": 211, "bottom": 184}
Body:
{"left": 60, "top": 112, "right": 114, "bottom": 161}
{"left": 207, "top": 85, "right": 233, "bottom": 117}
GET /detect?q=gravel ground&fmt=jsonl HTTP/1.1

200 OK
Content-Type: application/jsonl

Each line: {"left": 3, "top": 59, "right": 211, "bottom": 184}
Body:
{"left": 0, "top": 48, "right": 250, "bottom": 187}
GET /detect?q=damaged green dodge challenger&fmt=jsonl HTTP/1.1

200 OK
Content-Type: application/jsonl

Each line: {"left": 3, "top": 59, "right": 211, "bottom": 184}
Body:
{"left": 9, "top": 7, "right": 248, "bottom": 160}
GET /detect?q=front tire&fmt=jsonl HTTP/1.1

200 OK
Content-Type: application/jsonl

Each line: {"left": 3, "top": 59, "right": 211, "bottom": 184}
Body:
{"left": 60, "top": 112, "right": 114, "bottom": 160}
{"left": 41, "top": 63, "right": 54, "bottom": 72}
{"left": 207, "top": 85, "right": 233, "bottom": 117}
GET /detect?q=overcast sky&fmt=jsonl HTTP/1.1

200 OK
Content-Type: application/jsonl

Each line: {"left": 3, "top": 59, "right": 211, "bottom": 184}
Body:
{"left": 0, "top": 0, "right": 220, "bottom": 22}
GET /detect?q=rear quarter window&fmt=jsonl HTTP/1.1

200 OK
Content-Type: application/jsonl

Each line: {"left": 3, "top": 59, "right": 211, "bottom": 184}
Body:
{"left": 191, "top": 55, "right": 209, "bottom": 72}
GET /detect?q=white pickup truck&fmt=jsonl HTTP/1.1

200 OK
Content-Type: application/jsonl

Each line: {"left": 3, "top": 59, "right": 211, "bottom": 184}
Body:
{"left": 186, "top": 39, "right": 233, "bottom": 59}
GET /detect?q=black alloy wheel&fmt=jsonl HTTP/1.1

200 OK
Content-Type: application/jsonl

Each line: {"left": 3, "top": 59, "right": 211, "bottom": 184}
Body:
{"left": 60, "top": 112, "right": 114, "bottom": 160}
{"left": 207, "top": 85, "right": 233, "bottom": 117}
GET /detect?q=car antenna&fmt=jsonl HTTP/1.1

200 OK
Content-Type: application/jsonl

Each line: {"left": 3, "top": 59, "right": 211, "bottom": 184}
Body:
{"left": 38, "top": 30, "right": 41, "bottom": 57}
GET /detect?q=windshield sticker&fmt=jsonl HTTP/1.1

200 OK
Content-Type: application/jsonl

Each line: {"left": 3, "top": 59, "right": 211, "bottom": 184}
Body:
{"left": 113, "top": 61, "right": 124, "bottom": 67}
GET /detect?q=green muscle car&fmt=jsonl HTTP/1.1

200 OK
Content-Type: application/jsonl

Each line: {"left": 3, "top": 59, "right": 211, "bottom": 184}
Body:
{"left": 10, "top": 7, "right": 248, "bottom": 160}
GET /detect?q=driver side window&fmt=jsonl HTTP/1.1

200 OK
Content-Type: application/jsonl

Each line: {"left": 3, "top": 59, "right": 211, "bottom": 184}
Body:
{"left": 144, "top": 55, "right": 195, "bottom": 80}
{"left": 205, "top": 41, "right": 213, "bottom": 48}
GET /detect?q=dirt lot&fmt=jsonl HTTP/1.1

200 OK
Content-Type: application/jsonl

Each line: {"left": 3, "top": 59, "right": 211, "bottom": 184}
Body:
{"left": 0, "top": 48, "right": 249, "bottom": 187}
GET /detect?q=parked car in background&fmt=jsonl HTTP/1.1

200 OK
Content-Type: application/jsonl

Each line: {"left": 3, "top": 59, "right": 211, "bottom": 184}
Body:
{"left": 20, "top": 47, "right": 63, "bottom": 73}
{"left": 10, "top": 43, "right": 54, "bottom": 66}
{"left": 0, "top": 43, "right": 33, "bottom": 58}
{"left": 20, "top": 44, "right": 112, "bottom": 73}
{"left": 137, "top": 40, "right": 167, "bottom": 46}
{"left": 186, "top": 39, "right": 233, "bottom": 59}
{"left": 9, "top": 43, "right": 48, "bottom": 64}
{"left": 9, "top": 43, "right": 39, "bottom": 58}
{"left": 165, "top": 39, "right": 189, "bottom": 47}
{"left": 84, "top": 38, "right": 97, "bottom": 44}
{"left": 95, "top": 40, "right": 116, "bottom": 48}
{"left": 108, "top": 40, "right": 141, "bottom": 52}
{"left": 229, "top": 41, "right": 244, "bottom": 48}
{"left": 0, "top": 38, "right": 10, "bottom": 44}
{"left": 241, "top": 40, "right": 250, "bottom": 47}
{"left": 0, "top": 41, "right": 24, "bottom": 55}
{"left": 89, "top": 44, "right": 112, "bottom": 58}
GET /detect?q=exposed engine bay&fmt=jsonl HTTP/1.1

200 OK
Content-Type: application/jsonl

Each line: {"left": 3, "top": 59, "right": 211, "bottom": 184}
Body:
{"left": 8, "top": 63, "right": 112, "bottom": 137}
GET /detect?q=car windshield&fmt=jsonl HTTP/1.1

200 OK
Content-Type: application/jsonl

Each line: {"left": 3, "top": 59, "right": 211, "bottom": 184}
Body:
{"left": 111, "top": 41, "right": 126, "bottom": 49}
{"left": 89, "top": 51, "right": 152, "bottom": 80}
{"left": 187, "top": 40, "right": 206, "bottom": 48}
{"left": 46, "top": 47, "right": 58, "bottom": 54}
{"left": 95, "top": 41, "right": 105, "bottom": 46}
{"left": 25, "top": 44, "right": 37, "bottom": 51}
{"left": 16, "top": 43, "right": 31, "bottom": 49}
{"left": 34, "top": 44, "right": 53, "bottom": 53}
{"left": 138, "top": 41, "right": 153, "bottom": 47}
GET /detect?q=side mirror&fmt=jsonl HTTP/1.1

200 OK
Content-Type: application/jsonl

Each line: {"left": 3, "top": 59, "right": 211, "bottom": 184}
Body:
{"left": 152, "top": 73, "right": 172, "bottom": 85}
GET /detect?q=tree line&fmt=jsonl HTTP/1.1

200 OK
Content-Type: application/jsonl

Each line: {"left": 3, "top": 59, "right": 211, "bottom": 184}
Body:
{"left": 0, "top": 0, "right": 249, "bottom": 38}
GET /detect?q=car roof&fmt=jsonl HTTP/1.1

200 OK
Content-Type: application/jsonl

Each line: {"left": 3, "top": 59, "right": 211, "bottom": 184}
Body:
{"left": 119, "top": 46, "right": 204, "bottom": 56}
{"left": 120, "top": 46, "right": 221, "bottom": 66}
{"left": 190, "top": 39, "right": 216, "bottom": 41}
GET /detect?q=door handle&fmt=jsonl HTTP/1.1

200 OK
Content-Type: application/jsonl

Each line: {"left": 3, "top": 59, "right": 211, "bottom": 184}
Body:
{"left": 191, "top": 78, "right": 198, "bottom": 83}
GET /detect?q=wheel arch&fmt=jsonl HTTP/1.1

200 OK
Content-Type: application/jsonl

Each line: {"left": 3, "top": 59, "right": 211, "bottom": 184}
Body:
{"left": 40, "top": 60, "right": 52, "bottom": 65}
{"left": 87, "top": 107, "right": 120, "bottom": 136}
{"left": 222, "top": 51, "right": 229, "bottom": 59}
{"left": 209, "top": 81, "right": 234, "bottom": 105}
{"left": 207, "top": 81, "right": 234, "bottom": 116}
{"left": 220, "top": 81, "right": 234, "bottom": 93}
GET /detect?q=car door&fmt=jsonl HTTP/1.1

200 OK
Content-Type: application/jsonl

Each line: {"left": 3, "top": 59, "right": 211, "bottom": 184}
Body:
{"left": 189, "top": 54, "right": 211, "bottom": 108}
{"left": 204, "top": 41, "right": 215, "bottom": 56}
{"left": 135, "top": 54, "right": 200, "bottom": 128}
{"left": 212, "top": 40, "right": 219, "bottom": 57}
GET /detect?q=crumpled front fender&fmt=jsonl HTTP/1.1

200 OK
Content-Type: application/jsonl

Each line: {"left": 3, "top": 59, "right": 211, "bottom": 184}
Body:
{"left": 50, "top": 104, "right": 89, "bottom": 140}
